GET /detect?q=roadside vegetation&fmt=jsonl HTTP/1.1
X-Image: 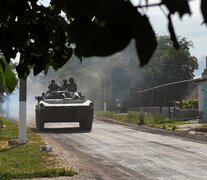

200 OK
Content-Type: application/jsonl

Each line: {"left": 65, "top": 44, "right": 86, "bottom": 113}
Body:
{"left": 176, "top": 97, "right": 198, "bottom": 109}
{"left": 95, "top": 111, "right": 191, "bottom": 131}
{"left": 0, "top": 117, "right": 77, "bottom": 180}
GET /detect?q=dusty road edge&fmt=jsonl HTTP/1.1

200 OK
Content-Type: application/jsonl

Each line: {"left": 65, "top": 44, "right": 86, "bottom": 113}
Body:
{"left": 95, "top": 117, "right": 207, "bottom": 143}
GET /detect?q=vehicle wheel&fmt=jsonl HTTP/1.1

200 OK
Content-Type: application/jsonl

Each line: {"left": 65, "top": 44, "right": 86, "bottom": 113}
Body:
{"left": 35, "top": 108, "right": 44, "bottom": 131}
{"left": 79, "top": 114, "right": 93, "bottom": 131}
{"left": 79, "top": 121, "right": 84, "bottom": 129}
{"left": 85, "top": 119, "right": 93, "bottom": 131}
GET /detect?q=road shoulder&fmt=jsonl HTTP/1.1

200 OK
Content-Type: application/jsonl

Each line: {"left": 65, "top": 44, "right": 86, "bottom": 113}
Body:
{"left": 95, "top": 117, "right": 207, "bottom": 143}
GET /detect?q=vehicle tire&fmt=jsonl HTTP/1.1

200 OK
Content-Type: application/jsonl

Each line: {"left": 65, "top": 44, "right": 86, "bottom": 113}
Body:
{"left": 35, "top": 108, "right": 44, "bottom": 131}
{"left": 85, "top": 119, "right": 93, "bottom": 131}
{"left": 79, "top": 113, "right": 93, "bottom": 131}
{"left": 79, "top": 121, "right": 84, "bottom": 130}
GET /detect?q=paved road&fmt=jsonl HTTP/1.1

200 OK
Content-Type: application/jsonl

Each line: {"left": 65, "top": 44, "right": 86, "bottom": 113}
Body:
{"left": 41, "top": 119, "right": 207, "bottom": 180}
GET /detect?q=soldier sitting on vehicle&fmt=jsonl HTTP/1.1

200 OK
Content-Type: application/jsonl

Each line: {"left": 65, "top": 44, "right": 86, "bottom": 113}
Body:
{"left": 45, "top": 80, "right": 61, "bottom": 99}
{"left": 67, "top": 77, "right": 77, "bottom": 92}
{"left": 60, "top": 79, "right": 68, "bottom": 90}
{"left": 48, "top": 80, "right": 60, "bottom": 91}
{"left": 62, "top": 78, "right": 79, "bottom": 99}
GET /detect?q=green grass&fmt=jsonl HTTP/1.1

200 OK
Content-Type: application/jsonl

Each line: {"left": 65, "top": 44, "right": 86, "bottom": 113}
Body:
{"left": 0, "top": 117, "right": 77, "bottom": 180}
{"left": 95, "top": 111, "right": 140, "bottom": 124}
{"left": 95, "top": 111, "right": 190, "bottom": 129}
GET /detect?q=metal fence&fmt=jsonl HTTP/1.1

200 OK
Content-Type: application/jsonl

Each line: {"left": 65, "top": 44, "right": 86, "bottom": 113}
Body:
{"left": 128, "top": 106, "right": 199, "bottom": 119}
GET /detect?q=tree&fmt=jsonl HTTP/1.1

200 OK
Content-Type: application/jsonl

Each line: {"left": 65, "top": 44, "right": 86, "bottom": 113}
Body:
{"left": 135, "top": 35, "right": 199, "bottom": 106}
{"left": 36, "top": 35, "right": 198, "bottom": 109}
{"left": 137, "top": 36, "right": 198, "bottom": 89}
{"left": 0, "top": 0, "right": 206, "bottom": 92}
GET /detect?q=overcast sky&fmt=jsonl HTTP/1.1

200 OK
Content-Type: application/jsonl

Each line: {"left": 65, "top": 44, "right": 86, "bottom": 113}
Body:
{"left": 41, "top": 0, "right": 206, "bottom": 78}
{"left": 131, "top": 0, "right": 207, "bottom": 78}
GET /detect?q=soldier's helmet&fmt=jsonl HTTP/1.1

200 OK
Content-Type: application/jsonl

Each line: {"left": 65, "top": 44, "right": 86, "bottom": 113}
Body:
{"left": 69, "top": 77, "right": 74, "bottom": 83}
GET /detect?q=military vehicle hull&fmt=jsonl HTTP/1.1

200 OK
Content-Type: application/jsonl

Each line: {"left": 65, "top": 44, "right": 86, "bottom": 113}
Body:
{"left": 35, "top": 92, "right": 94, "bottom": 131}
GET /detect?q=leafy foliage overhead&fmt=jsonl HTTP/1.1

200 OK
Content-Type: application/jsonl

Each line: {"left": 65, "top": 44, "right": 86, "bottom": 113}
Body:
{"left": 0, "top": 0, "right": 206, "bottom": 92}
{"left": 201, "top": 0, "right": 207, "bottom": 24}
{"left": 162, "top": 0, "right": 191, "bottom": 17}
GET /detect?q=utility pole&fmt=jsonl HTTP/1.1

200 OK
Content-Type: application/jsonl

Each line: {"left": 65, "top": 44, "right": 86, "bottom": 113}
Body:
{"left": 18, "top": 78, "right": 27, "bottom": 144}
{"left": 104, "top": 59, "right": 107, "bottom": 111}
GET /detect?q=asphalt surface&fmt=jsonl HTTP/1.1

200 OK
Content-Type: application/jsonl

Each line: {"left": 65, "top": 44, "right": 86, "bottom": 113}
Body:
{"left": 34, "top": 118, "right": 207, "bottom": 180}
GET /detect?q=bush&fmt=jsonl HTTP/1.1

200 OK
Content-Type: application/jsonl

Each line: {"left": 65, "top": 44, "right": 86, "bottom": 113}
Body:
{"left": 138, "top": 113, "right": 145, "bottom": 125}
{"left": 126, "top": 111, "right": 139, "bottom": 123}
{"left": 0, "top": 118, "right": 3, "bottom": 128}
{"left": 176, "top": 97, "right": 198, "bottom": 109}
{"left": 172, "top": 126, "right": 177, "bottom": 131}
{"left": 144, "top": 113, "right": 169, "bottom": 125}
{"left": 0, "top": 118, "right": 3, "bottom": 140}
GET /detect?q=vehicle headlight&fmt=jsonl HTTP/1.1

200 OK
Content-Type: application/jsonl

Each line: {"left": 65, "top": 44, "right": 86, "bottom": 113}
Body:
{"left": 40, "top": 104, "right": 44, "bottom": 109}
{"left": 90, "top": 102, "right": 94, "bottom": 108}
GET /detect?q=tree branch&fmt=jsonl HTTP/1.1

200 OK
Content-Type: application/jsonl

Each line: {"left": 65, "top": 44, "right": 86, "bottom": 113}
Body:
{"left": 136, "top": 2, "right": 162, "bottom": 9}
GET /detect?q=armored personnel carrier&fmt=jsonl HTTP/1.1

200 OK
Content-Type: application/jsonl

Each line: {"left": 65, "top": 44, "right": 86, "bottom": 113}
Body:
{"left": 35, "top": 91, "right": 94, "bottom": 131}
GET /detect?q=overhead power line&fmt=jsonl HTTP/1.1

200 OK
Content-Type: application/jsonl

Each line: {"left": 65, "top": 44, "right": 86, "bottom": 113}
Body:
{"left": 134, "top": 77, "right": 207, "bottom": 94}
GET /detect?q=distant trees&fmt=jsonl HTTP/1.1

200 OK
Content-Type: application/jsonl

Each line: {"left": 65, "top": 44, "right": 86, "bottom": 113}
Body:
{"left": 137, "top": 36, "right": 198, "bottom": 90}
{"left": 48, "top": 35, "right": 198, "bottom": 109}
{"left": 134, "top": 36, "right": 199, "bottom": 107}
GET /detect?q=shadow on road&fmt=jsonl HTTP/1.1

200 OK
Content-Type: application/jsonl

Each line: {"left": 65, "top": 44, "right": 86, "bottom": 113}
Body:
{"left": 31, "top": 127, "right": 92, "bottom": 134}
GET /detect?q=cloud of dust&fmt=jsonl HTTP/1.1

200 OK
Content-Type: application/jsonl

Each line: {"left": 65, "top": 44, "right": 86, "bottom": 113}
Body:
{"left": 52, "top": 40, "right": 141, "bottom": 110}
{"left": 3, "top": 40, "right": 143, "bottom": 122}
{"left": 3, "top": 72, "right": 49, "bottom": 123}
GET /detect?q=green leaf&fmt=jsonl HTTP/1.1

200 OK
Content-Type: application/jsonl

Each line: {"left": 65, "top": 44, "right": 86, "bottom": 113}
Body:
{"left": 68, "top": 17, "right": 98, "bottom": 57}
{"left": 133, "top": 15, "right": 157, "bottom": 66}
{"left": 68, "top": 17, "right": 131, "bottom": 57}
{"left": 64, "top": 0, "right": 100, "bottom": 19}
{"left": 0, "top": 62, "right": 17, "bottom": 93}
{"left": 93, "top": 23, "right": 131, "bottom": 56}
{"left": 201, "top": 0, "right": 207, "bottom": 24}
{"left": 33, "top": 54, "right": 51, "bottom": 76}
{"left": 16, "top": 63, "right": 31, "bottom": 80}
{"left": 96, "top": 0, "right": 138, "bottom": 23}
{"left": 44, "top": 65, "right": 49, "bottom": 75}
{"left": 162, "top": 0, "right": 191, "bottom": 18}
{"left": 2, "top": 67, "right": 17, "bottom": 93}
{"left": 52, "top": 47, "right": 73, "bottom": 70}
{"left": 0, "top": 59, "right": 5, "bottom": 71}
{"left": 33, "top": 64, "right": 44, "bottom": 76}
{"left": 50, "top": 0, "right": 66, "bottom": 13}
{"left": 168, "top": 15, "right": 179, "bottom": 49}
